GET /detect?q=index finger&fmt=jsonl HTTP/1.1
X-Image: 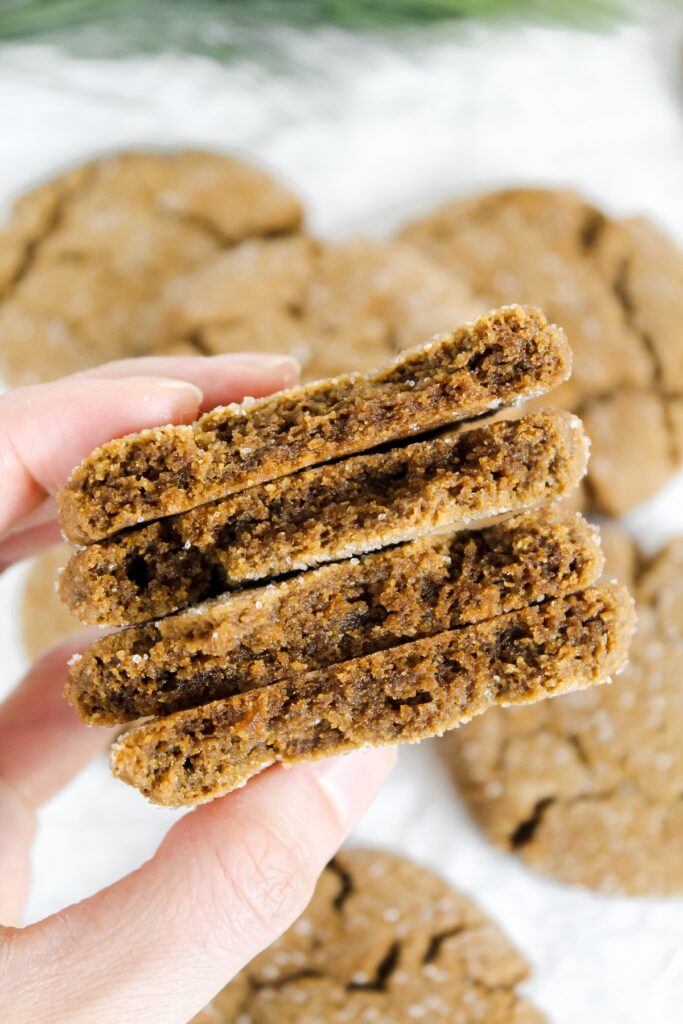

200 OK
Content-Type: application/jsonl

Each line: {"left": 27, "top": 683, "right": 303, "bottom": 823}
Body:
{"left": 0, "top": 354, "right": 299, "bottom": 541}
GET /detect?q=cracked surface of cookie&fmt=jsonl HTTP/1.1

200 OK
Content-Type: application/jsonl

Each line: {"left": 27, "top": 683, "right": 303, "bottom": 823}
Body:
{"left": 191, "top": 849, "right": 546, "bottom": 1024}
{"left": 58, "top": 305, "right": 571, "bottom": 543}
{"left": 402, "top": 189, "right": 683, "bottom": 513}
{"left": 111, "top": 584, "right": 634, "bottom": 806}
{"left": 159, "top": 235, "right": 480, "bottom": 380}
{"left": 59, "top": 410, "right": 589, "bottom": 626}
{"left": 441, "top": 529, "right": 683, "bottom": 895}
{"left": 0, "top": 149, "right": 303, "bottom": 385}
{"left": 66, "top": 508, "right": 603, "bottom": 724}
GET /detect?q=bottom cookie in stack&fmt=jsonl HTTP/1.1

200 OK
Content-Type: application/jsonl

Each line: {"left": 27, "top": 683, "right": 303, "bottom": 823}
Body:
{"left": 191, "top": 848, "right": 547, "bottom": 1024}
{"left": 440, "top": 525, "right": 683, "bottom": 896}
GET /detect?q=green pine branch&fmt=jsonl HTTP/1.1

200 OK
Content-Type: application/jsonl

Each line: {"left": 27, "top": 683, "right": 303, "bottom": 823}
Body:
{"left": 0, "top": 0, "right": 664, "bottom": 58}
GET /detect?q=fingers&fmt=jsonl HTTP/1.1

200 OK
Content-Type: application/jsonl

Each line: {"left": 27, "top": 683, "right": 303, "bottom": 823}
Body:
{"left": 0, "top": 352, "right": 299, "bottom": 542}
{"left": 0, "top": 636, "right": 117, "bottom": 925}
{"left": 0, "top": 636, "right": 116, "bottom": 811}
{"left": 8, "top": 749, "right": 395, "bottom": 1024}
{"left": 74, "top": 353, "right": 300, "bottom": 412}
{"left": 0, "top": 778, "right": 35, "bottom": 925}
{"left": 0, "top": 516, "right": 62, "bottom": 572}
{"left": 0, "top": 377, "right": 202, "bottom": 536}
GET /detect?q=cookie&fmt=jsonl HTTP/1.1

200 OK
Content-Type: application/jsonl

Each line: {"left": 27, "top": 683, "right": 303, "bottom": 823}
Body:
{"left": 20, "top": 544, "right": 82, "bottom": 660}
{"left": 402, "top": 189, "right": 683, "bottom": 513}
{"left": 111, "top": 584, "right": 634, "bottom": 806}
{"left": 59, "top": 410, "right": 589, "bottom": 626}
{"left": 0, "top": 149, "right": 303, "bottom": 385}
{"left": 191, "top": 849, "right": 546, "bottom": 1024}
{"left": 159, "top": 235, "right": 480, "bottom": 381}
{"left": 58, "top": 305, "right": 570, "bottom": 543}
{"left": 440, "top": 529, "right": 683, "bottom": 895}
{"left": 66, "top": 508, "right": 604, "bottom": 724}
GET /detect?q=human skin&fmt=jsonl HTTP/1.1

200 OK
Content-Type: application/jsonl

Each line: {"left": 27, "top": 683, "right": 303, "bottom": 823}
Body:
{"left": 0, "top": 353, "right": 395, "bottom": 1024}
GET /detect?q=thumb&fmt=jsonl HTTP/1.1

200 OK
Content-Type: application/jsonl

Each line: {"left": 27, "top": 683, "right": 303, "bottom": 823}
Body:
{"left": 5, "top": 749, "right": 395, "bottom": 1024}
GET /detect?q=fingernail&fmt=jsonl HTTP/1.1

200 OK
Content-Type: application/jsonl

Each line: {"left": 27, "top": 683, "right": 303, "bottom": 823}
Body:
{"left": 309, "top": 747, "right": 396, "bottom": 830}
{"left": 216, "top": 354, "right": 300, "bottom": 387}
{"left": 153, "top": 379, "right": 204, "bottom": 403}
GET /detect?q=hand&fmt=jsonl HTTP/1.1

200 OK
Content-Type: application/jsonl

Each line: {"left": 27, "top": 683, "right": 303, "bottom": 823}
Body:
{"left": 0, "top": 354, "right": 396, "bottom": 1024}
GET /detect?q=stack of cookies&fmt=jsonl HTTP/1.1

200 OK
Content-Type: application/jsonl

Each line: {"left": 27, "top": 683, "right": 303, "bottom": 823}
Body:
{"left": 57, "top": 306, "right": 635, "bottom": 806}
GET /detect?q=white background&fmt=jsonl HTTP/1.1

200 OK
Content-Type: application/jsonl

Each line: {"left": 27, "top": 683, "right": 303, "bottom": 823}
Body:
{"left": 1, "top": 12, "right": 683, "bottom": 1022}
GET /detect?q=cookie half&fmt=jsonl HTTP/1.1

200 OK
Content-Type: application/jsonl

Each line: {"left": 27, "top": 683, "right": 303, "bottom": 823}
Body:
{"left": 57, "top": 305, "right": 571, "bottom": 543}
{"left": 191, "top": 848, "right": 546, "bottom": 1024}
{"left": 59, "top": 410, "right": 589, "bottom": 626}
{"left": 67, "top": 507, "right": 603, "bottom": 724}
{"left": 111, "top": 584, "right": 634, "bottom": 806}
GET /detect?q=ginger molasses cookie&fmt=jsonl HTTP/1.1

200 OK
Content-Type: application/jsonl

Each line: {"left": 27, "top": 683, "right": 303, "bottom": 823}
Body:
{"left": 402, "top": 189, "right": 683, "bottom": 514}
{"left": 191, "top": 849, "right": 547, "bottom": 1024}
{"left": 159, "top": 236, "right": 480, "bottom": 381}
{"left": 0, "top": 149, "right": 303, "bottom": 385}
{"left": 441, "top": 528, "right": 683, "bottom": 895}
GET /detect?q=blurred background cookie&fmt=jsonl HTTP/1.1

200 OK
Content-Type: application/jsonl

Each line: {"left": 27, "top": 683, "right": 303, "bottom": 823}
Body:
{"left": 157, "top": 236, "right": 479, "bottom": 381}
{"left": 20, "top": 545, "right": 82, "bottom": 660}
{"left": 0, "top": 148, "right": 303, "bottom": 385}
{"left": 440, "top": 526, "right": 683, "bottom": 895}
{"left": 401, "top": 188, "right": 683, "bottom": 516}
{"left": 192, "top": 848, "right": 546, "bottom": 1024}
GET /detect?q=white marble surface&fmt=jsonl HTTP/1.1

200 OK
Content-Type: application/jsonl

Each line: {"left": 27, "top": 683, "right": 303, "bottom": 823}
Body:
{"left": 1, "top": 15, "right": 683, "bottom": 1022}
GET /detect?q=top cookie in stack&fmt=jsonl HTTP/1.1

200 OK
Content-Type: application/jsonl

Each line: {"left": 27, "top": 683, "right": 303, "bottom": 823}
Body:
{"left": 58, "top": 303, "right": 570, "bottom": 545}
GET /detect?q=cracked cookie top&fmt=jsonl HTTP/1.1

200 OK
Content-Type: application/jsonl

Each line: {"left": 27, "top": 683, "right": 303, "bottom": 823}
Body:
{"left": 191, "top": 848, "right": 547, "bottom": 1024}
{"left": 0, "top": 149, "right": 303, "bottom": 385}
{"left": 440, "top": 525, "right": 683, "bottom": 896}
{"left": 401, "top": 188, "right": 683, "bottom": 514}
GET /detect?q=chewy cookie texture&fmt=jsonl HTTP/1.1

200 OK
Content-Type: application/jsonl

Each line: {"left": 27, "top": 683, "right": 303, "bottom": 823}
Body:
{"left": 58, "top": 304, "right": 571, "bottom": 543}
{"left": 191, "top": 848, "right": 546, "bottom": 1024}
{"left": 59, "top": 410, "right": 588, "bottom": 626}
{"left": 67, "top": 508, "right": 604, "bottom": 724}
{"left": 441, "top": 527, "right": 683, "bottom": 896}
{"left": 111, "top": 584, "right": 634, "bottom": 807}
